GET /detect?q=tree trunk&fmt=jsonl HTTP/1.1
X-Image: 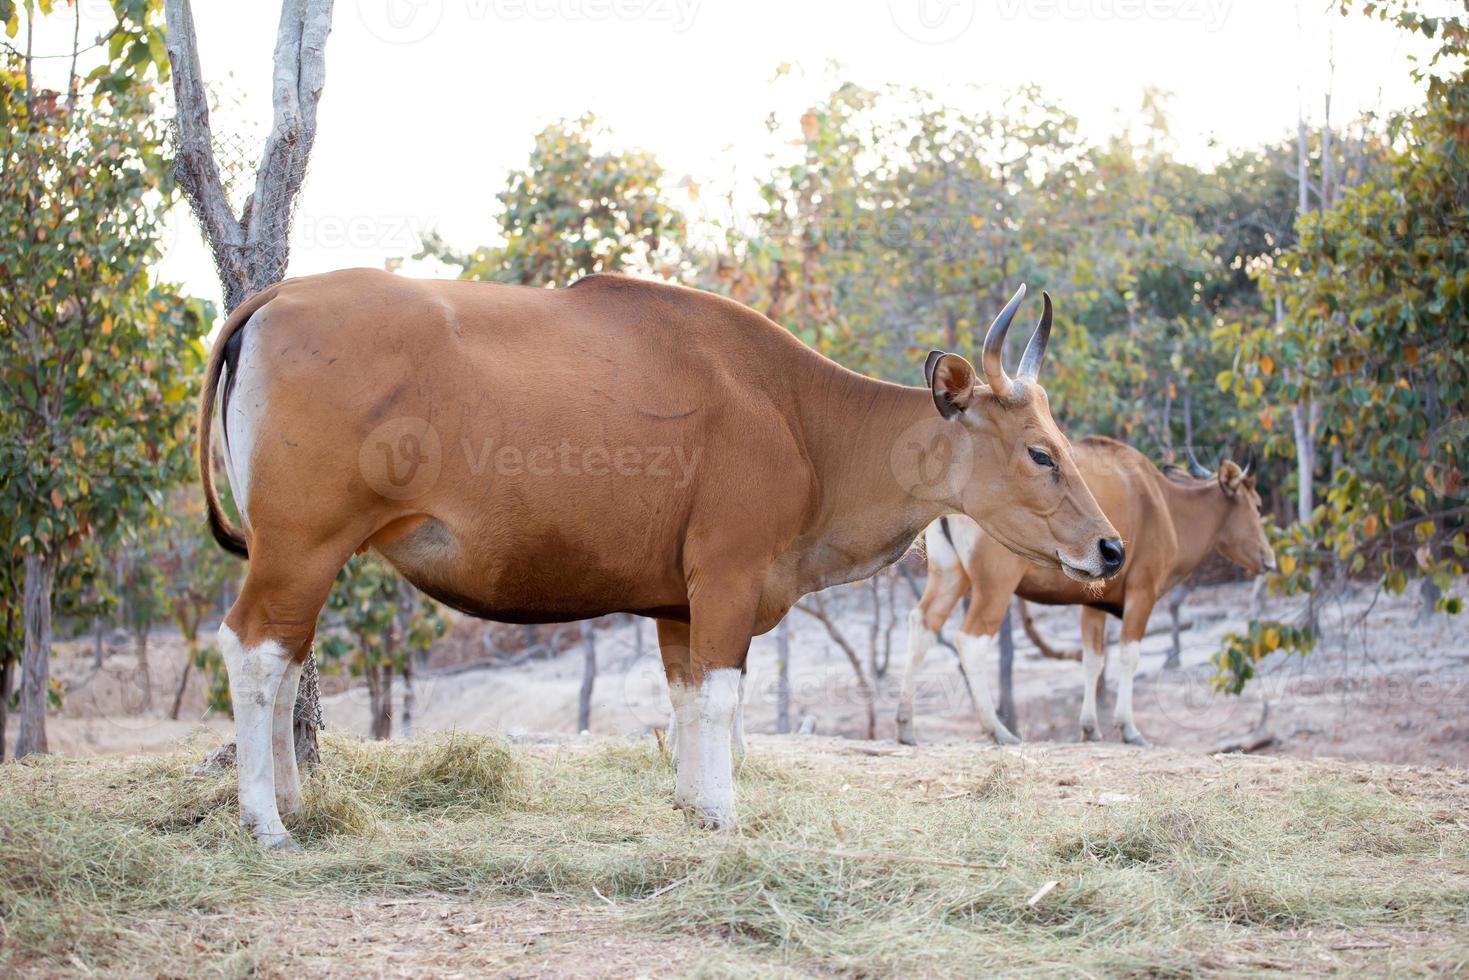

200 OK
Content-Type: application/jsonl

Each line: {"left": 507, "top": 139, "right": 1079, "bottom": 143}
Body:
{"left": 996, "top": 604, "right": 1017, "bottom": 734}
{"left": 1417, "top": 576, "right": 1442, "bottom": 626}
{"left": 170, "top": 634, "right": 198, "bottom": 720}
{"left": 367, "top": 661, "right": 392, "bottom": 740}
{"left": 165, "top": 0, "right": 334, "bottom": 766}
{"left": 133, "top": 628, "right": 152, "bottom": 714}
{"left": 867, "top": 577, "right": 880, "bottom": 681}
{"left": 362, "top": 643, "right": 392, "bottom": 741}
{"left": 1291, "top": 395, "right": 1318, "bottom": 525}
{"left": 294, "top": 656, "right": 322, "bottom": 769}
{"left": 776, "top": 616, "right": 792, "bottom": 735}
{"left": 16, "top": 553, "right": 57, "bottom": 759}
{"left": 1164, "top": 584, "right": 1189, "bottom": 670}
{"left": 578, "top": 621, "right": 597, "bottom": 733}
{"left": 401, "top": 650, "right": 417, "bottom": 739}
{"left": 1, "top": 655, "right": 11, "bottom": 762}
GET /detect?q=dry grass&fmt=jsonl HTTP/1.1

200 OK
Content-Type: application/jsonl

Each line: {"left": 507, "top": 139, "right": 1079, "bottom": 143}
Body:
{"left": 2, "top": 733, "right": 1467, "bottom": 977}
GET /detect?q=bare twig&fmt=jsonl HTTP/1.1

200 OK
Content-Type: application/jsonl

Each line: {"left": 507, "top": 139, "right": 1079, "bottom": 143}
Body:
{"left": 794, "top": 593, "right": 877, "bottom": 740}
{"left": 764, "top": 842, "right": 1008, "bottom": 872}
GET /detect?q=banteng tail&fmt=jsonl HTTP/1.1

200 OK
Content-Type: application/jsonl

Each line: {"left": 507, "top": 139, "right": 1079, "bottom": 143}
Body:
{"left": 197, "top": 284, "right": 284, "bottom": 559}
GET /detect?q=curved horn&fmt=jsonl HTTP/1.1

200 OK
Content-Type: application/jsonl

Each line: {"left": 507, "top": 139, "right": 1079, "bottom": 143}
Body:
{"left": 1186, "top": 446, "right": 1215, "bottom": 480}
{"left": 982, "top": 284, "right": 1026, "bottom": 401}
{"left": 1241, "top": 450, "right": 1257, "bottom": 479}
{"left": 1016, "top": 291, "right": 1053, "bottom": 381}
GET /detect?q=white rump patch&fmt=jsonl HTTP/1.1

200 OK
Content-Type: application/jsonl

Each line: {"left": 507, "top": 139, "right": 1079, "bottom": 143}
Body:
{"left": 924, "top": 515, "right": 981, "bottom": 575}
{"left": 221, "top": 312, "right": 270, "bottom": 530}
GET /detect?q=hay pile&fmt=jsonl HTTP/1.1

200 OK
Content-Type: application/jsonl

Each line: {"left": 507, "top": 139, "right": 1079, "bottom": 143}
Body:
{"left": 2, "top": 734, "right": 1465, "bottom": 975}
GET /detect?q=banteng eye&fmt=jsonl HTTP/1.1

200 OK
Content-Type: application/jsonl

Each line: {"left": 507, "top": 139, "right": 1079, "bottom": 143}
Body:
{"left": 1028, "top": 447, "right": 1056, "bottom": 469}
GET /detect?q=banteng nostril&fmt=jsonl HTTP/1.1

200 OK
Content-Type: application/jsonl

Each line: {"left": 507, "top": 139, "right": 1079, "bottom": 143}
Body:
{"left": 1098, "top": 538, "right": 1125, "bottom": 571}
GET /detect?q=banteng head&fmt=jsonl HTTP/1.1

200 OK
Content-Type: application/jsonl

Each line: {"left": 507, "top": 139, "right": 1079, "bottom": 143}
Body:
{"left": 923, "top": 286, "right": 1124, "bottom": 582}
{"left": 1188, "top": 449, "right": 1275, "bottom": 574}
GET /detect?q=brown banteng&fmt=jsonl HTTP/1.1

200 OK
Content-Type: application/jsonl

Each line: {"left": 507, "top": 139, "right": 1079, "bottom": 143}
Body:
{"left": 199, "top": 269, "right": 1123, "bottom": 846}
{"left": 896, "top": 437, "right": 1273, "bottom": 746}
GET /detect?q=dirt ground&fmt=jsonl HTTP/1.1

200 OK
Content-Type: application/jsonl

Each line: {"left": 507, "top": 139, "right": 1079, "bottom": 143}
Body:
{"left": 11, "top": 575, "right": 1468, "bottom": 769}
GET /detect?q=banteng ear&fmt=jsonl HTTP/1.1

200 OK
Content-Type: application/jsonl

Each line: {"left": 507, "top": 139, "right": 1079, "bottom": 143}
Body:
{"left": 923, "top": 350, "right": 946, "bottom": 388}
{"left": 1219, "top": 459, "right": 1246, "bottom": 496}
{"left": 929, "top": 353, "right": 978, "bottom": 420}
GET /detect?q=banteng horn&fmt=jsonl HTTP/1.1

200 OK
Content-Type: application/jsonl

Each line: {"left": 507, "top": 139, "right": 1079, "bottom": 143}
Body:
{"left": 1016, "top": 291, "right": 1053, "bottom": 382}
{"left": 1186, "top": 446, "right": 1215, "bottom": 480}
{"left": 982, "top": 284, "right": 1027, "bottom": 401}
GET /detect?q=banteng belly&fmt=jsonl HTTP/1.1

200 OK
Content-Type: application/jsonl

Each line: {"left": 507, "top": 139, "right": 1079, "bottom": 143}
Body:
{"left": 375, "top": 515, "right": 691, "bottom": 624}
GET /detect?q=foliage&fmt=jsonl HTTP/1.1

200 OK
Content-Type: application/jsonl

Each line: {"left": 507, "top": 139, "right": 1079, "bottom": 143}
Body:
{"left": 322, "top": 556, "right": 445, "bottom": 671}
{"left": 422, "top": 114, "right": 686, "bottom": 287}
{"left": 0, "top": 29, "right": 203, "bottom": 562}
{"left": 0, "top": 0, "right": 171, "bottom": 106}
{"left": 318, "top": 555, "right": 445, "bottom": 736}
{"left": 697, "top": 80, "right": 1270, "bottom": 471}
{"left": 0, "top": 0, "right": 201, "bottom": 751}
{"left": 1211, "top": 0, "right": 1468, "bottom": 688}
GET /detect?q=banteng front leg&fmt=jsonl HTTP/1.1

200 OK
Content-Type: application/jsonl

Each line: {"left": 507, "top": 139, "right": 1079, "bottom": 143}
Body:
{"left": 955, "top": 631, "right": 1021, "bottom": 745}
{"left": 1115, "top": 598, "right": 1158, "bottom": 746}
{"left": 667, "top": 584, "right": 762, "bottom": 830}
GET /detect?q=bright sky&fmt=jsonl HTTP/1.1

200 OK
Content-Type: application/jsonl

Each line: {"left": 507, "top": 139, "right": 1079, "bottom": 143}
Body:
{"left": 28, "top": 0, "right": 1451, "bottom": 310}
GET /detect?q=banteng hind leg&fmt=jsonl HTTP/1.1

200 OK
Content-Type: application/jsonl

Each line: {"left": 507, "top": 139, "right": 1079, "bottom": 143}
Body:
{"left": 896, "top": 563, "right": 967, "bottom": 746}
{"left": 220, "top": 541, "right": 345, "bottom": 849}
{"left": 657, "top": 619, "right": 696, "bottom": 805}
{"left": 1078, "top": 606, "right": 1108, "bottom": 742}
{"left": 1114, "top": 596, "right": 1158, "bottom": 746}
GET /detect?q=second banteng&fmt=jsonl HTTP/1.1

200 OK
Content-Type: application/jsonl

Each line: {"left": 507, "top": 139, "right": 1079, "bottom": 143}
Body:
{"left": 897, "top": 437, "right": 1274, "bottom": 747}
{"left": 198, "top": 270, "right": 1123, "bottom": 846}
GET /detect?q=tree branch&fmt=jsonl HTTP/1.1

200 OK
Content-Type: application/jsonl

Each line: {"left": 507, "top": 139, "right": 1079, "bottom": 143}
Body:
{"left": 245, "top": 0, "right": 333, "bottom": 284}
{"left": 162, "top": 0, "right": 246, "bottom": 302}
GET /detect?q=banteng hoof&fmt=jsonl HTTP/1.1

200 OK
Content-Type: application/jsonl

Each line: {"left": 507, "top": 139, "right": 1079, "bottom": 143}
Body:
{"left": 1121, "top": 726, "right": 1149, "bottom": 747}
{"left": 690, "top": 805, "right": 736, "bottom": 831}
{"left": 253, "top": 828, "right": 301, "bottom": 852}
{"left": 896, "top": 717, "right": 919, "bottom": 746}
{"left": 1080, "top": 724, "right": 1102, "bottom": 743}
{"left": 243, "top": 812, "right": 297, "bottom": 851}
{"left": 991, "top": 727, "right": 1023, "bottom": 747}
